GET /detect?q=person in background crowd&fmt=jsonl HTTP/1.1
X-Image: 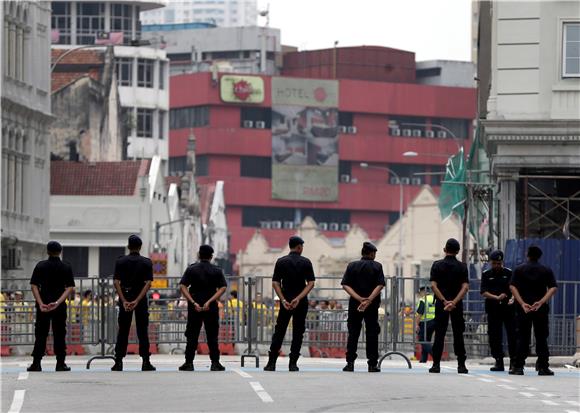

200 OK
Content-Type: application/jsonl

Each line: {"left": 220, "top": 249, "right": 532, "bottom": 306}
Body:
{"left": 415, "top": 287, "right": 436, "bottom": 363}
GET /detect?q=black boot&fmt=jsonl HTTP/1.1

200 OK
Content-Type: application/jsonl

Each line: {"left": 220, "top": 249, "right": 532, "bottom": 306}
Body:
{"left": 490, "top": 358, "right": 504, "bottom": 372}
{"left": 458, "top": 360, "right": 469, "bottom": 374}
{"left": 111, "top": 358, "right": 123, "bottom": 372}
{"left": 55, "top": 359, "right": 71, "bottom": 372}
{"left": 538, "top": 367, "right": 554, "bottom": 376}
{"left": 342, "top": 361, "right": 354, "bottom": 372}
{"left": 141, "top": 357, "right": 156, "bottom": 371}
{"left": 178, "top": 361, "right": 194, "bottom": 371}
{"left": 27, "top": 358, "right": 42, "bottom": 372}
{"left": 210, "top": 361, "right": 226, "bottom": 371}
{"left": 263, "top": 352, "right": 278, "bottom": 372}
{"left": 429, "top": 363, "right": 441, "bottom": 373}
{"left": 509, "top": 359, "right": 515, "bottom": 371}
{"left": 368, "top": 362, "right": 380, "bottom": 373}
{"left": 288, "top": 356, "right": 299, "bottom": 372}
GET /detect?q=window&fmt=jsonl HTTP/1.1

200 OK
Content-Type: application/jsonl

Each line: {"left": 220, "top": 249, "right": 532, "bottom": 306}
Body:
{"left": 242, "top": 207, "right": 295, "bottom": 227}
{"left": 169, "top": 156, "right": 187, "bottom": 175}
{"left": 116, "top": 57, "right": 133, "bottom": 86}
{"left": 240, "top": 107, "right": 271, "bottom": 128}
{"left": 338, "top": 161, "right": 352, "bottom": 181}
{"left": 63, "top": 247, "right": 89, "bottom": 277}
{"left": 431, "top": 118, "right": 471, "bottom": 140}
{"left": 158, "top": 111, "right": 165, "bottom": 139}
{"left": 99, "top": 247, "right": 125, "bottom": 277}
{"left": 563, "top": 23, "right": 580, "bottom": 77}
{"left": 388, "top": 116, "right": 428, "bottom": 134}
{"left": 170, "top": 106, "right": 210, "bottom": 129}
{"left": 338, "top": 112, "right": 354, "bottom": 127}
{"left": 51, "top": 2, "right": 71, "bottom": 44}
{"left": 137, "top": 59, "right": 154, "bottom": 88}
{"left": 158, "top": 61, "right": 165, "bottom": 89}
{"left": 240, "top": 156, "right": 271, "bottom": 178}
{"left": 111, "top": 4, "right": 132, "bottom": 43}
{"left": 76, "top": 3, "right": 105, "bottom": 45}
{"left": 196, "top": 155, "right": 209, "bottom": 176}
{"left": 136, "top": 108, "right": 154, "bottom": 138}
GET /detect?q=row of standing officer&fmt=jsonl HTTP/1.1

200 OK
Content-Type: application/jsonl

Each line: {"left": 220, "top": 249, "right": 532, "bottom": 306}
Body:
{"left": 26, "top": 235, "right": 557, "bottom": 375}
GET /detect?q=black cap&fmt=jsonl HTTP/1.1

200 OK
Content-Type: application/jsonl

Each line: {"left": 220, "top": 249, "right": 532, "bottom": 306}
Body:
{"left": 47, "top": 241, "right": 62, "bottom": 253}
{"left": 362, "top": 241, "right": 377, "bottom": 253}
{"left": 489, "top": 249, "right": 504, "bottom": 261}
{"left": 527, "top": 245, "right": 543, "bottom": 259}
{"left": 128, "top": 234, "right": 142, "bottom": 248}
{"left": 445, "top": 238, "right": 461, "bottom": 253}
{"left": 199, "top": 244, "right": 214, "bottom": 256}
{"left": 289, "top": 236, "right": 304, "bottom": 249}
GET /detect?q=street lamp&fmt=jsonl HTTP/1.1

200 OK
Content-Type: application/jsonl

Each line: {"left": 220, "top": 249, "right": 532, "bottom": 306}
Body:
{"left": 400, "top": 122, "right": 463, "bottom": 151}
{"left": 402, "top": 151, "right": 452, "bottom": 159}
{"left": 360, "top": 162, "right": 404, "bottom": 277}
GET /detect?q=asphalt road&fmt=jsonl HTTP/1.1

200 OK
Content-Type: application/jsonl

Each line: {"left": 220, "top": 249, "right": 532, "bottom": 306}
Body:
{"left": 2, "top": 356, "right": 579, "bottom": 413}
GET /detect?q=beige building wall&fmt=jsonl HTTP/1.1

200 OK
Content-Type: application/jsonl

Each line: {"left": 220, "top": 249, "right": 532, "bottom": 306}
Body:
{"left": 237, "top": 186, "right": 464, "bottom": 300}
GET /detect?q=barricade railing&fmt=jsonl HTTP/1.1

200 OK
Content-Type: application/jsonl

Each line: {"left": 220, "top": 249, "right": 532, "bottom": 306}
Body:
{"left": 2, "top": 274, "right": 578, "bottom": 367}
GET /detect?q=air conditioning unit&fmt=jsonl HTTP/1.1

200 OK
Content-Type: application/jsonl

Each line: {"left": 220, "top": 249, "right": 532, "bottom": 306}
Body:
{"left": 402, "top": 129, "right": 412, "bottom": 137}
{"left": 390, "top": 128, "right": 401, "bottom": 136}
{"left": 338, "top": 125, "right": 348, "bottom": 134}
{"left": 412, "top": 177, "right": 422, "bottom": 185}
{"left": 425, "top": 130, "right": 435, "bottom": 138}
{"left": 260, "top": 221, "right": 272, "bottom": 229}
{"left": 347, "top": 126, "right": 357, "bottom": 134}
{"left": 283, "top": 221, "right": 294, "bottom": 229}
{"left": 400, "top": 177, "right": 411, "bottom": 185}
{"left": 242, "top": 120, "right": 254, "bottom": 128}
{"left": 329, "top": 222, "right": 340, "bottom": 231}
{"left": 390, "top": 177, "right": 400, "bottom": 185}
{"left": 255, "top": 121, "right": 266, "bottom": 129}
{"left": 271, "top": 220, "right": 282, "bottom": 229}
{"left": 437, "top": 130, "right": 447, "bottom": 138}
{"left": 318, "top": 222, "right": 328, "bottom": 231}
{"left": 412, "top": 129, "right": 422, "bottom": 137}
{"left": 341, "top": 223, "right": 351, "bottom": 232}
{"left": 340, "top": 174, "right": 351, "bottom": 183}
{"left": 1, "top": 247, "right": 22, "bottom": 270}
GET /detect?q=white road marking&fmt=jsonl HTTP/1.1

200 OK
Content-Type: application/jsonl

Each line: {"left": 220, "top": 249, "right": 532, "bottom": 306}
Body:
{"left": 540, "top": 400, "right": 559, "bottom": 406}
{"left": 564, "top": 410, "right": 580, "bottom": 413}
{"left": 18, "top": 363, "right": 27, "bottom": 367}
{"left": 523, "top": 386, "right": 538, "bottom": 391}
{"left": 233, "top": 368, "right": 253, "bottom": 379}
{"left": 17, "top": 372, "right": 29, "bottom": 381}
{"left": 497, "top": 384, "right": 516, "bottom": 390}
{"left": 540, "top": 392, "right": 556, "bottom": 398}
{"left": 479, "top": 373, "right": 494, "bottom": 378}
{"left": 498, "top": 378, "right": 513, "bottom": 383}
{"left": 565, "top": 401, "right": 580, "bottom": 406}
{"left": 8, "top": 390, "right": 25, "bottom": 413}
{"left": 441, "top": 366, "right": 455, "bottom": 370}
{"left": 478, "top": 378, "right": 495, "bottom": 383}
{"left": 519, "top": 392, "right": 535, "bottom": 398}
{"left": 249, "top": 382, "right": 273, "bottom": 403}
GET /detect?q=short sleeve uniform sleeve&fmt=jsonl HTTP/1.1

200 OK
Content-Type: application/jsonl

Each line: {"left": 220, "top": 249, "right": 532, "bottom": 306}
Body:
{"left": 180, "top": 268, "right": 192, "bottom": 287}
{"left": 304, "top": 259, "right": 315, "bottom": 282}
{"left": 64, "top": 264, "right": 75, "bottom": 288}
{"left": 429, "top": 262, "right": 439, "bottom": 283}
{"left": 113, "top": 258, "right": 122, "bottom": 281}
{"left": 272, "top": 259, "right": 283, "bottom": 283}
{"left": 30, "top": 263, "right": 42, "bottom": 286}
{"left": 545, "top": 268, "right": 557, "bottom": 289}
{"left": 144, "top": 259, "right": 153, "bottom": 282}
{"left": 341, "top": 263, "right": 353, "bottom": 287}
{"left": 216, "top": 268, "right": 227, "bottom": 289}
{"left": 376, "top": 263, "right": 386, "bottom": 286}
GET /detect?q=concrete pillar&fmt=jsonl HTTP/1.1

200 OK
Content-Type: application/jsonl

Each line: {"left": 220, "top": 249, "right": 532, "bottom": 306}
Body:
{"left": 88, "top": 246, "right": 99, "bottom": 277}
{"left": 498, "top": 175, "right": 517, "bottom": 250}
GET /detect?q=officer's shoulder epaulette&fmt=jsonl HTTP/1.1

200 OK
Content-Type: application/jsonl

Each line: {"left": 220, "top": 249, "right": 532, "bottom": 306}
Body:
{"left": 504, "top": 267, "right": 512, "bottom": 272}
{"left": 482, "top": 268, "right": 492, "bottom": 274}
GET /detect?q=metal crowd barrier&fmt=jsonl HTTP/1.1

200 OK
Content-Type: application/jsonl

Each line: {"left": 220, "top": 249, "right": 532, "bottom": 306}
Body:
{"left": 1, "top": 275, "right": 578, "bottom": 368}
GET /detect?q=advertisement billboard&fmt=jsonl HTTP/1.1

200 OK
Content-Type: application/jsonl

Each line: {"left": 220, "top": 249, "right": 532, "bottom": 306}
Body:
{"left": 220, "top": 75, "right": 265, "bottom": 104}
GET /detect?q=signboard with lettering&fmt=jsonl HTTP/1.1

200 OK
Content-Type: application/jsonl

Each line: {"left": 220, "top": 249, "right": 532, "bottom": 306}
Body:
{"left": 271, "top": 77, "right": 339, "bottom": 201}
{"left": 220, "top": 75, "right": 265, "bottom": 104}
{"left": 150, "top": 252, "right": 167, "bottom": 277}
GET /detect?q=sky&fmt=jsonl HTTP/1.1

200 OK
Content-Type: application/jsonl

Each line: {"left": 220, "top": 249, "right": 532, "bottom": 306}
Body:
{"left": 258, "top": 0, "right": 474, "bottom": 62}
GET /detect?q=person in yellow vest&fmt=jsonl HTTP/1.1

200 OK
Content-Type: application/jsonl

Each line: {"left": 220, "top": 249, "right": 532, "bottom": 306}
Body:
{"left": 81, "top": 290, "right": 93, "bottom": 326}
{"left": 415, "top": 286, "right": 436, "bottom": 363}
{"left": 66, "top": 292, "right": 81, "bottom": 325}
{"left": 228, "top": 290, "right": 244, "bottom": 324}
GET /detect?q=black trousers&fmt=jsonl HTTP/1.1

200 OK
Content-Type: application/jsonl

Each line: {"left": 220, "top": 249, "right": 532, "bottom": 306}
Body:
{"left": 418, "top": 319, "right": 436, "bottom": 362}
{"left": 486, "top": 305, "right": 516, "bottom": 360}
{"left": 432, "top": 301, "right": 466, "bottom": 364}
{"left": 114, "top": 299, "right": 150, "bottom": 358}
{"left": 269, "top": 299, "right": 308, "bottom": 359}
{"left": 514, "top": 306, "right": 550, "bottom": 369}
{"left": 346, "top": 303, "right": 380, "bottom": 365}
{"left": 32, "top": 305, "right": 67, "bottom": 361}
{"left": 184, "top": 306, "right": 220, "bottom": 362}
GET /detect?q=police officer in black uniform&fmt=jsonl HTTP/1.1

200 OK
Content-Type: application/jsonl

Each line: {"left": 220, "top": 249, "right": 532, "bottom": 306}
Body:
{"left": 178, "top": 244, "right": 227, "bottom": 372}
{"left": 509, "top": 245, "right": 557, "bottom": 376}
{"left": 429, "top": 238, "right": 469, "bottom": 374}
{"left": 111, "top": 235, "right": 156, "bottom": 372}
{"left": 264, "top": 236, "right": 315, "bottom": 372}
{"left": 341, "top": 242, "right": 385, "bottom": 373}
{"left": 481, "top": 249, "right": 516, "bottom": 372}
{"left": 27, "top": 241, "right": 75, "bottom": 372}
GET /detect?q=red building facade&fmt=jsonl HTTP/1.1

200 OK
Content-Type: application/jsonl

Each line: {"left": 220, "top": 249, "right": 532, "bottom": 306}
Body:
{"left": 169, "top": 48, "right": 476, "bottom": 259}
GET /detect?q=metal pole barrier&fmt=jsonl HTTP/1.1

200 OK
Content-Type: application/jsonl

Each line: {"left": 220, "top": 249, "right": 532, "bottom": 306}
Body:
{"left": 378, "top": 277, "right": 411, "bottom": 369}
{"left": 241, "top": 276, "right": 259, "bottom": 368}
{"left": 86, "top": 275, "right": 115, "bottom": 369}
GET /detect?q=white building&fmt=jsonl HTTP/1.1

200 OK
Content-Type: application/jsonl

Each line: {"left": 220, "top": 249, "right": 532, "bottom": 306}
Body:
{"left": 481, "top": 1, "right": 580, "bottom": 246}
{"left": 49, "top": 156, "right": 186, "bottom": 278}
{"left": 140, "top": 0, "right": 257, "bottom": 27}
{"left": 1, "top": 1, "right": 52, "bottom": 283}
{"left": 50, "top": 1, "right": 170, "bottom": 168}
{"left": 142, "top": 24, "right": 281, "bottom": 75}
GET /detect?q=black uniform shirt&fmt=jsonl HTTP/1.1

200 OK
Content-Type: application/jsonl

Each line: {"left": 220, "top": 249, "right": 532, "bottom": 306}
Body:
{"left": 429, "top": 255, "right": 469, "bottom": 301}
{"left": 113, "top": 252, "right": 153, "bottom": 295}
{"left": 341, "top": 258, "right": 386, "bottom": 305}
{"left": 180, "top": 260, "right": 227, "bottom": 305}
{"left": 272, "top": 251, "right": 315, "bottom": 301}
{"left": 30, "top": 257, "right": 75, "bottom": 303}
{"left": 480, "top": 267, "right": 513, "bottom": 311}
{"left": 510, "top": 262, "right": 557, "bottom": 304}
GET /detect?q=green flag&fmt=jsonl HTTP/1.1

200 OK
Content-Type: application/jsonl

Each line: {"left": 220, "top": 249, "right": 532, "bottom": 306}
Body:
{"left": 438, "top": 147, "right": 466, "bottom": 221}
